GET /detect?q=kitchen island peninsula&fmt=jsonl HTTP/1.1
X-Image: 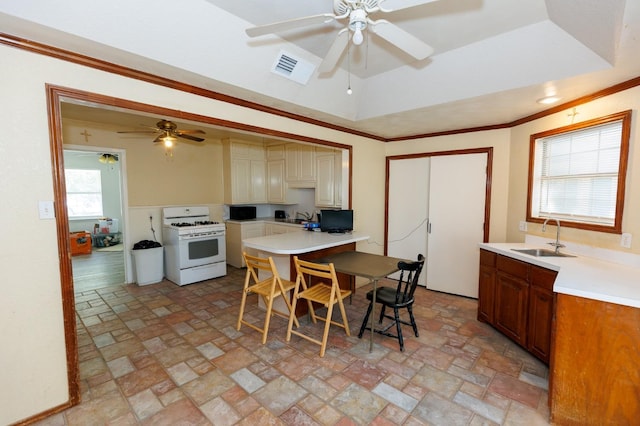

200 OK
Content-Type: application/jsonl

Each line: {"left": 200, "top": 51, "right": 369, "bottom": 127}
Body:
{"left": 242, "top": 230, "right": 370, "bottom": 315}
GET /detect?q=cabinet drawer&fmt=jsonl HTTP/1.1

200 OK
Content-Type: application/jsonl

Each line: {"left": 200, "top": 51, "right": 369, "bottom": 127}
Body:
{"left": 530, "top": 266, "right": 558, "bottom": 291}
{"left": 497, "top": 255, "right": 529, "bottom": 280}
{"left": 480, "top": 249, "right": 496, "bottom": 267}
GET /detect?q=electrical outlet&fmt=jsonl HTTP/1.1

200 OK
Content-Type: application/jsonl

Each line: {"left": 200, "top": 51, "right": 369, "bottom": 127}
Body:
{"left": 621, "top": 233, "right": 632, "bottom": 248}
{"left": 519, "top": 221, "right": 528, "bottom": 232}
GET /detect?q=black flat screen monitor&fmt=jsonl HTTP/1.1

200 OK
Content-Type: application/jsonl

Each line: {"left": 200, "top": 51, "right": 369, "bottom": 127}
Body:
{"left": 320, "top": 209, "right": 353, "bottom": 233}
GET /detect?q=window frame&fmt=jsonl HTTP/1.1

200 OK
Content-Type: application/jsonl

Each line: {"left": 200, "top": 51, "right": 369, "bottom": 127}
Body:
{"left": 526, "top": 110, "right": 632, "bottom": 234}
{"left": 65, "top": 168, "right": 104, "bottom": 219}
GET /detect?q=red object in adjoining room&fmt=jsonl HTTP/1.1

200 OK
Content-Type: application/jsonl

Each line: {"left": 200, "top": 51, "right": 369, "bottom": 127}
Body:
{"left": 70, "top": 232, "right": 92, "bottom": 256}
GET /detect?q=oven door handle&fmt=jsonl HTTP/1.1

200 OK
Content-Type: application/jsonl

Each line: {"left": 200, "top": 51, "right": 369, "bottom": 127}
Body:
{"left": 180, "top": 232, "right": 225, "bottom": 240}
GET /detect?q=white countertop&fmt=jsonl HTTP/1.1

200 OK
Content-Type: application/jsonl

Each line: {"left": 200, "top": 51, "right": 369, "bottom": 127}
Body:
{"left": 243, "top": 231, "right": 370, "bottom": 255}
{"left": 480, "top": 241, "right": 640, "bottom": 308}
{"left": 225, "top": 217, "right": 306, "bottom": 228}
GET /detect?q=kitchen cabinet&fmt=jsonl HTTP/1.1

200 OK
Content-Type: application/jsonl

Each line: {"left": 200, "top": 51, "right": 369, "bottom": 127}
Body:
{"left": 477, "top": 249, "right": 496, "bottom": 323}
{"left": 267, "top": 144, "right": 285, "bottom": 160}
{"left": 551, "top": 294, "right": 640, "bottom": 424}
{"left": 527, "top": 266, "right": 556, "bottom": 363}
{"left": 225, "top": 221, "right": 265, "bottom": 268}
{"left": 286, "top": 143, "right": 316, "bottom": 187}
{"left": 315, "top": 148, "right": 342, "bottom": 208}
{"left": 477, "top": 249, "right": 557, "bottom": 364}
{"left": 494, "top": 255, "right": 529, "bottom": 347}
{"left": 223, "top": 139, "right": 266, "bottom": 204}
{"left": 267, "top": 159, "right": 287, "bottom": 203}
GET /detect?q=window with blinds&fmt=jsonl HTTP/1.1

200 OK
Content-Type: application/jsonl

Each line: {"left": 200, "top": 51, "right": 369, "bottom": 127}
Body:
{"left": 527, "top": 110, "right": 631, "bottom": 233}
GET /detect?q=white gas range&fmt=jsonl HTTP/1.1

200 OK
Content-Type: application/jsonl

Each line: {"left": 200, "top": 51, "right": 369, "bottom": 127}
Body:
{"left": 162, "top": 206, "right": 226, "bottom": 286}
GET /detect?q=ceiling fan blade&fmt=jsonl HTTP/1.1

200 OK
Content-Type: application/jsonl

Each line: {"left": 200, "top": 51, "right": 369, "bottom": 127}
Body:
{"left": 378, "top": 0, "right": 441, "bottom": 13}
{"left": 246, "top": 13, "right": 337, "bottom": 37}
{"left": 370, "top": 20, "right": 434, "bottom": 60}
{"left": 117, "top": 130, "right": 158, "bottom": 134}
{"left": 176, "top": 129, "right": 205, "bottom": 135}
{"left": 318, "top": 29, "right": 349, "bottom": 74}
{"left": 176, "top": 133, "right": 205, "bottom": 142}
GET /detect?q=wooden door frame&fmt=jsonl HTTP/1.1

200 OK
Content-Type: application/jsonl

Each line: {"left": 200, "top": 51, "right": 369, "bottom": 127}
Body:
{"left": 384, "top": 147, "right": 493, "bottom": 254}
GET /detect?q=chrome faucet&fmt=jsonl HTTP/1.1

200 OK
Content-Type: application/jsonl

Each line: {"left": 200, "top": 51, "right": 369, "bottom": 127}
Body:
{"left": 542, "top": 217, "right": 565, "bottom": 254}
{"left": 296, "top": 211, "right": 312, "bottom": 221}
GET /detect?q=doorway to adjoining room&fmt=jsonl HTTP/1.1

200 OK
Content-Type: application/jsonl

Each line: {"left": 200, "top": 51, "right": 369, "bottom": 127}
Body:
{"left": 64, "top": 148, "right": 126, "bottom": 292}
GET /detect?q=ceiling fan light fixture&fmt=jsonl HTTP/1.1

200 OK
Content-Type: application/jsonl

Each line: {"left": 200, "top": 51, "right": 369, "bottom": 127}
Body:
{"left": 98, "top": 153, "right": 118, "bottom": 164}
{"left": 349, "top": 8, "right": 367, "bottom": 45}
{"left": 162, "top": 134, "right": 177, "bottom": 147}
{"left": 352, "top": 28, "right": 364, "bottom": 45}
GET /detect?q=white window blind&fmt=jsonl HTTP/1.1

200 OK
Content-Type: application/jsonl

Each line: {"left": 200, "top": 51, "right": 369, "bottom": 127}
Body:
{"left": 65, "top": 169, "right": 104, "bottom": 218}
{"left": 534, "top": 120, "right": 622, "bottom": 226}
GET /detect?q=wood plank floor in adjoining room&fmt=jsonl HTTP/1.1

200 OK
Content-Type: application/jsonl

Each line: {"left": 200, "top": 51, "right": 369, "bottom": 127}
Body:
{"left": 72, "top": 250, "right": 125, "bottom": 292}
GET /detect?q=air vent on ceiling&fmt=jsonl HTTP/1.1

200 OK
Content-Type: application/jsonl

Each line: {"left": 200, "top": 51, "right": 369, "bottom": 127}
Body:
{"left": 271, "top": 50, "right": 315, "bottom": 85}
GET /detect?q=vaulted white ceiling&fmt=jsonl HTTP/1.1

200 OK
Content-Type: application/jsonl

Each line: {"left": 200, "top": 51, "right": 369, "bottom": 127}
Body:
{"left": 1, "top": 0, "right": 638, "bottom": 138}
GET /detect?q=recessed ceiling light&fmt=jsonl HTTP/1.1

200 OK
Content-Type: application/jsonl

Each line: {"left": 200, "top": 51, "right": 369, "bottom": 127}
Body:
{"left": 537, "top": 96, "right": 561, "bottom": 105}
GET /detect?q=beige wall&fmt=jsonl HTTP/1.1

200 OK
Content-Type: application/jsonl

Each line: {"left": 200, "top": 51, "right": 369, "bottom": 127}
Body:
{"left": 507, "top": 87, "right": 640, "bottom": 253}
{"left": 0, "top": 44, "right": 383, "bottom": 424}
{"left": 63, "top": 119, "right": 226, "bottom": 207}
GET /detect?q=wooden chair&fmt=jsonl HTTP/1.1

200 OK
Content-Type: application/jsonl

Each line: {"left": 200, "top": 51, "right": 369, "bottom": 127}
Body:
{"left": 237, "top": 252, "right": 299, "bottom": 344}
{"left": 358, "top": 254, "right": 425, "bottom": 351}
{"left": 286, "top": 256, "right": 351, "bottom": 357}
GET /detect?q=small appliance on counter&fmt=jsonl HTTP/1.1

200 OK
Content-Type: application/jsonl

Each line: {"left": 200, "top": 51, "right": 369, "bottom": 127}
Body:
{"left": 275, "top": 210, "right": 286, "bottom": 219}
{"left": 229, "top": 205, "right": 257, "bottom": 221}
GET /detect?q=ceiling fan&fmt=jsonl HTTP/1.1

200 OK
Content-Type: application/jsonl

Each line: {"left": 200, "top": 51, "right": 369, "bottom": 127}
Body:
{"left": 117, "top": 119, "right": 206, "bottom": 147}
{"left": 246, "top": 0, "right": 439, "bottom": 73}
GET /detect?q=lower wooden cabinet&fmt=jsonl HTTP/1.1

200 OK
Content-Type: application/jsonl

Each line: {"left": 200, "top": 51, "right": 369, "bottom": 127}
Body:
{"left": 478, "top": 249, "right": 557, "bottom": 364}
{"left": 477, "top": 250, "right": 496, "bottom": 323}
{"left": 495, "top": 269, "right": 529, "bottom": 347}
{"left": 225, "top": 221, "right": 265, "bottom": 268}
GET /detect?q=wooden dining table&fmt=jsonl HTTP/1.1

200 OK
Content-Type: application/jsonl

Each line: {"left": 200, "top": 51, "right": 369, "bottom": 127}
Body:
{"left": 314, "top": 250, "right": 407, "bottom": 352}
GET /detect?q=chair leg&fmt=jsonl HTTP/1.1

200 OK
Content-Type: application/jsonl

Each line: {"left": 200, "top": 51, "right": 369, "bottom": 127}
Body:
{"left": 286, "top": 293, "right": 300, "bottom": 343}
{"left": 237, "top": 289, "right": 248, "bottom": 331}
{"left": 261, "top": 295, "right": 274, "bottom": 344}
{"left": 393, "top": 307, "right": 404, "bottom": 351}
{"left": 408, "top": 305, "right": 419, "bottom": 337}
{"left": 336, "top": 294, "right": 351, "bottom": 336}
{"left": 358, "top": 302, "right": 373, "bottom": 338}
{"left": 319, "top": 302, "right": 335, "bottom": 357}
{"left": 378, "top": 305, "right": 386, "bottom": 324}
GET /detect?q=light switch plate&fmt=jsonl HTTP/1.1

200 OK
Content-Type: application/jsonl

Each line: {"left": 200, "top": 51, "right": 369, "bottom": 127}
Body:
{"left": 38, "top": 200, "right": 55, "bottom": 219}
{"left": 519, "top": 221, "right": 528, "bottom": 232}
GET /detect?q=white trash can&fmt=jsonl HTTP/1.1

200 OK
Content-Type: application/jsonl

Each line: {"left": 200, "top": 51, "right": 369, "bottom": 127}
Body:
{"left": 132, "top": 246, "right": 164, "bottom": 285}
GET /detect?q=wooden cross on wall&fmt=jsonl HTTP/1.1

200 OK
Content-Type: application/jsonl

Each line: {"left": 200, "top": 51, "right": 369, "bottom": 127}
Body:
{"left": 80, "top": 129, "right": 92, "bottom": 142}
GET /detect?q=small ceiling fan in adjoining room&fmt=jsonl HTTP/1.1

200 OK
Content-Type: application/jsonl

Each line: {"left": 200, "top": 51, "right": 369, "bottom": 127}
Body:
{"left": 246, "top": 0, "right": 439, "bottom": 74}
{"left": 117, "top": 119, "right": 206, "bottom": 152}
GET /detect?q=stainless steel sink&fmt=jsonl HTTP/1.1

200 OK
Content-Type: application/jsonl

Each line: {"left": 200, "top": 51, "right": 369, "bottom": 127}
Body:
{"left": 512, "top": 248, "right": 575, "bottom": 258}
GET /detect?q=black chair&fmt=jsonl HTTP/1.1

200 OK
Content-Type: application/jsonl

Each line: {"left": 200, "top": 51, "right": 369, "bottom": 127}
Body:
{"left": 358, "top": 254, "right": 425, "bottom": 351}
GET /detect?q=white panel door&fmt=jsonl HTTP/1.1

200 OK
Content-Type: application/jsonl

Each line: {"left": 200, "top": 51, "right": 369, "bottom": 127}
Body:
{"left": 426, "top": 153, "right": 486, "bottom": 297}
{"left": 387, "top": 157, "right": 430, "bottom": 285}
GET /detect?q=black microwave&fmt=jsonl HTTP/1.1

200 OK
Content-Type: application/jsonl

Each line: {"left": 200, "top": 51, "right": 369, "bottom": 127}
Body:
{"left": 230, "top": 206, "right": 257, "bottom": 221}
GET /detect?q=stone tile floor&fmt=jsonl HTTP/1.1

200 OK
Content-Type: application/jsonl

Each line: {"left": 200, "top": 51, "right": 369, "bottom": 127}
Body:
{"left": 36, "top": 266, "right": 551, "bottom": 425}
